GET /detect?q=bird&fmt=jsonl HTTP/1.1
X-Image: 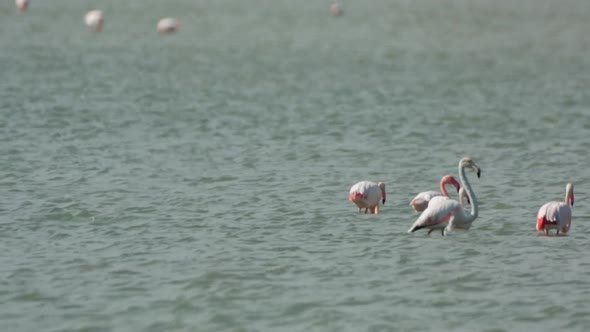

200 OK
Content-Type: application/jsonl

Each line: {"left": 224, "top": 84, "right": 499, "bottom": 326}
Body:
{"left": 536, "top": 183, "right": 574, "bottom": 236}
{"left": 409, "top": 174, "right": 461, "bottom": 212}
{"left": 329, "top": 1, "right": 343, "bottom": 16}
{"left": 408, "top": 157, "right": 481, "bottom": 235}
{"left": 157, "top": 17, "right": 181, "bottom": 34}
{"left": 348, "top": 181, "right": 386, "bottom": 214}
{"left": 15, "top": 0, "right": 28, "bottom": 13}
{"left": 84, "top": 10, "right": 104, "bottom": 32}
{"left": 458, "top": 187, "right": 471, "bottom": 212}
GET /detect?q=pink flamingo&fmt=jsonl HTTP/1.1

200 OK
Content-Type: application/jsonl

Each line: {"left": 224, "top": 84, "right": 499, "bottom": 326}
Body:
{"left": 16, "top": 0, "right": 28, "bottom": 12}
{"left": 408, "top": 157, "right": 481, "bottom": 235}
{"left": 409, "top": 174, "right": 461, "bottom": 212}
{"left": 348, "top": 181, "right": 386, "bottom": 214}
{"left": 536, "top": 183, "right": 574, "bottom": 236}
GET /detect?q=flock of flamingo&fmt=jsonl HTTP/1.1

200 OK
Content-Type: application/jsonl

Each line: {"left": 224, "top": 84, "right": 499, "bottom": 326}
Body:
{"left": 14, "top": 0, "right": 181, "bottom": 34}
{"left": 13, "top": 1, "right": 346, "bottom": 32}
{"left": 348, "top": 157, "right": 575, "bottom": 236}
{"left": 14, "top": 1, "right": 573, "bottom": 237}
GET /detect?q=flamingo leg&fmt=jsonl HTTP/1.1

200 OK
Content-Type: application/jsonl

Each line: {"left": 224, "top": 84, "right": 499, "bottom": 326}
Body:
{"left": 364, "top": 208, "right": 368, "bottom": 214}
{"left": 358, "top": 208, "right": 361, "bottom": 213}
{"left": 441, "top": 229, "right": 445, "bottom": 236}
{"left": 544, "top": 229, "right": 549, "bottom": 236}
{"left": 427, "top": 229, "right": 434, "bottom": 235}
{"left": 374, "top": 205, "right": 380, "bottom": 214}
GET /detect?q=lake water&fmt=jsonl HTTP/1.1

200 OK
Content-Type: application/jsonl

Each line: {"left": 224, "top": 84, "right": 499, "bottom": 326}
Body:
{"left": 1, "top": 1, "right": 590, "bottom": 331}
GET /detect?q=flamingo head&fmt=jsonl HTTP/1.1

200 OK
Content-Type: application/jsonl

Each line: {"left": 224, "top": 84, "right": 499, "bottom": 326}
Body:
{"left": 377, "top": 182, "right": 386, "bottom": 204}
{"left": 442, "top": 175, "right": 461, "bottom": 192}
{"left": 566, "top": 183, "right": 574, "bottom": 206}
{"left": 460, "top": 157, "right": 481, "bottom": 178}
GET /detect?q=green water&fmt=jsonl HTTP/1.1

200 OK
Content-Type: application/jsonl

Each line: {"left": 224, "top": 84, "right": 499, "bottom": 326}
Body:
{"left": 1, "top": 1, "right": 590, "bottom": 331}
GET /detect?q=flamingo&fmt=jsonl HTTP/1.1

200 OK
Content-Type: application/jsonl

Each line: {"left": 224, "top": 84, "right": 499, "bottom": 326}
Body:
{"left": 84, "top": 10, "right": 104, "bottom": 32}
{"left": 408, "top": 157, "right": 481, "bottom": 235}
{"left": 536, "top": 183, "right": 574, "bottom": 236}
{"left": 409, "top": 174, "right": 461, "bottom": 212}
{"left": 458, "top": 187, "right": 470, "bottom": 212}
{"left": 348, "top": 181, "right": 386, "bottom": 214}
{"left": 329, "top": 1, "right": 343, "bottom": 16}
{"left": 16, "top": 0, "right": 28, "bottom": 13}
{"left": 157, "top": 17, "right": 181, "bottom": 34}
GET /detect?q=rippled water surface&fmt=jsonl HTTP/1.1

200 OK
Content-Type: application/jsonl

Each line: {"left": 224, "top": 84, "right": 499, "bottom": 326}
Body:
{"left": 1, "top": 1, "right": 590, "bottom": 331}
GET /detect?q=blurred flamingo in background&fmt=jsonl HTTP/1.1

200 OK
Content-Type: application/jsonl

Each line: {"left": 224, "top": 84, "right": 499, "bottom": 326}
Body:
{"left": 348, "top": 181, "right": 386, "bottom": 214}
{"left": 84, "top": 10, "right": 104, "bottom": 32}
{"left": 157, "top": 17, "right": 181, "bottom": 34}
{"left": 408, "top": 157, "right": 481, "bottom": 235}
{"left": 536, "top": 183, "right": 574, "bottom": 236}
{"left": 16, "top": 0, "right": 28, "bottom": 13}
{"left": 409, "top": 174, "right": 461, "bottom": 212}
{"left": 329, "top": 1, "right": 343, "bottom": 16}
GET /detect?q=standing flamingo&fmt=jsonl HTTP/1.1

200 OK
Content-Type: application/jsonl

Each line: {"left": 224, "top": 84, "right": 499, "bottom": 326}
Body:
{"left": 409, "top": 174, "right": 461, "bottom": 212}
{"left": 348, "top": 181, "right": 386, "bottom": 214}
{"left": 536, "top": 183, "right": 574, "bottom": 236}
{"left": 16, "top": 0, "right": 28, "bottom": 12}
{"left": 408, "top": 157, "right": 481, "bottom": 235}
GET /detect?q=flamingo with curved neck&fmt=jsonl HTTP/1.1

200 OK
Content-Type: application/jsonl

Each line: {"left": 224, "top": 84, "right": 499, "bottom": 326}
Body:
{"left": 447, "top": 157, "right": 480, "bottom": 230}
{"left": 536, "top": 183, "right": 574, "bottom": 236}
{"left": 408, "top": 157, "right": 481, "bottom": 235}
{"left": 409, "top": 174, "right": 461, "bottom": 212}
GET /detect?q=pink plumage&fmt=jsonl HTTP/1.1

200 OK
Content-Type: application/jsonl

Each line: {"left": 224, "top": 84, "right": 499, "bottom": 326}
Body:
{"left": 408, "top": 158, "right": 481, "bottom": 236}
{"left": 536, "top": 183, "right": 574, "bottom": 236}
{"left": 409, "top": 174, "right": 461, "bottom": 212}
{"left": 348, "top": 181, "right": 386, "bottom": 214}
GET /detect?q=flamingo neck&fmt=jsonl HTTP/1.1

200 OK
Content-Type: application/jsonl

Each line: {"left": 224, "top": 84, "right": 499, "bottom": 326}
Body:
{"left": 565, "top": 187, "right": 573, "bottom": 206}
{"left": 439, "top": 180, "right": 450, "bottom": 197}
{"left": 458, "top": 162, "right": 478, "bottom": 222}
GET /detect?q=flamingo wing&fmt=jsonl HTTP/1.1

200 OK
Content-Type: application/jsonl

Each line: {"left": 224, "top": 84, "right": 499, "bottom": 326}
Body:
{"left": 537, "top": 202, "right": 571, "bottom": 231}
{"left": 410, "top": 191, "right": 442, "bottom": 211}
{"left": 408, "top": 198, "right": 460, "bottom": 233}
{"left": 349, "top": 181, "right": 381, "bottom": 207}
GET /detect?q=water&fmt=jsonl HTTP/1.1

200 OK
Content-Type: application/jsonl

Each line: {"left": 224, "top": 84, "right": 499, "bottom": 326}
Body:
{"left": 1, "top": 0, "right": 590, "bottom": 331}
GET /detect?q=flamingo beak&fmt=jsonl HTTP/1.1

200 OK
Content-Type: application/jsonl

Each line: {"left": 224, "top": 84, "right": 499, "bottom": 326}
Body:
{"left": 476, "top": 167, "right": 481, "bottom": 178}
{"left": 382, "top": 193, "right": 386, "bottom": 205}
{"left": 571, "top": 195, "right": 574, "bottom": 206}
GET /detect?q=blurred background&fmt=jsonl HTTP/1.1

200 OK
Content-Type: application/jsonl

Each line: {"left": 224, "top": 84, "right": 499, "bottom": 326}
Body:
{"left": 1, "top": 1, "right": 589, "bottom": 331}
